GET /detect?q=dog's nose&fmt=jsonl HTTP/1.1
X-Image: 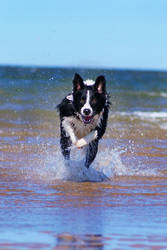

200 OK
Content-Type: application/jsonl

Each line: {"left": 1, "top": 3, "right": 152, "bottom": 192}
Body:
{"left": 83, "top": 109, "right": 91, "bottom": 116}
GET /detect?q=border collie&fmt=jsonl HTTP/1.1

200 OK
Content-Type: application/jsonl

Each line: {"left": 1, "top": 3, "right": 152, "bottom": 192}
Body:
{"left": 57, "top": 73, "right": 110, "bottom": 168}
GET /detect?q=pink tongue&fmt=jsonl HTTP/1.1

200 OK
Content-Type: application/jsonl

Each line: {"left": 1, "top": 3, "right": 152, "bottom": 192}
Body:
{"left": 85, "top": 116, "right": 91, "bottom": 121}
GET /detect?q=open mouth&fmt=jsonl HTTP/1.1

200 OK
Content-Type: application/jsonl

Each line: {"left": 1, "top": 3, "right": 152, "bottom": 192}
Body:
{"left": 82, "top": 115, "right": 94, "bottom": 124}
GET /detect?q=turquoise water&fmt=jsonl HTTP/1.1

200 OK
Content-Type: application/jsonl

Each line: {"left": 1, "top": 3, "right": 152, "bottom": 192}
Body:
{"left": 0, "top": 66, "right": 167, "bottom": 249}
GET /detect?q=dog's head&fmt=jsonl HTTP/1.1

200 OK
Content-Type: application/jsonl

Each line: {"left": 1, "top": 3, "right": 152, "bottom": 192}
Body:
{"left": 72, "top": 73, "right": 107, "bottom": 124}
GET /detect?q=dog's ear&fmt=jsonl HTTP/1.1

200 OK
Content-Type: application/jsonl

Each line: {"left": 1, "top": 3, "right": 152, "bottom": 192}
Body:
{"left": 73, "top": 73, "right": 84, "bottom": 92}
{"left": 95, "top": 75, "right": 106, "bottom": 94}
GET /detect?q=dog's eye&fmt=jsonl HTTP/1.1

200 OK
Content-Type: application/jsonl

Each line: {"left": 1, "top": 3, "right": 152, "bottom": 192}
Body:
{"left": 80, "top": 98, "right": 85, "bottom": 105}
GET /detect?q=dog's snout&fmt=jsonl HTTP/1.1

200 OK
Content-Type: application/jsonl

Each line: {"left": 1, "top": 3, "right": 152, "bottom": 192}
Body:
{"left": 83, "top": 109, "right": 91, "bottom": 116}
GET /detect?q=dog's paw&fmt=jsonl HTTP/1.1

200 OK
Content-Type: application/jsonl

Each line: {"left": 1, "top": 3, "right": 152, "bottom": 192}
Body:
{"left": 75, "top": 130, "right": 98, "bottom": 148}
{"left": 75, "top": 138, "right": 87, "bottom": 148}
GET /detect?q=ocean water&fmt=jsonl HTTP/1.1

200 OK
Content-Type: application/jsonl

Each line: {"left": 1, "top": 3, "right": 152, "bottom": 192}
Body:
{"left": 0, "top": 65, "right": 167, "bottom": 249}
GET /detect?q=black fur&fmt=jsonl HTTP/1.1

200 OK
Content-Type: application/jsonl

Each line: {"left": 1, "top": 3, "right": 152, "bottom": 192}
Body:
{"left": 57, "top": 73, "right": 110, "bottom": 168}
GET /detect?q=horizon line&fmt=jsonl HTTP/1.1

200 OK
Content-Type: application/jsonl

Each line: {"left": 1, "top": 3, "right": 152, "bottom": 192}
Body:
{"left": 0, "top": 63, "right": 167, "bottom": 73}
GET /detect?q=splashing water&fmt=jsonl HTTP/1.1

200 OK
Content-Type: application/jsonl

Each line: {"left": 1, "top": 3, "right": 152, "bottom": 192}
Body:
{"left": 22, "top": 139, "right": 161, "bottom": 184}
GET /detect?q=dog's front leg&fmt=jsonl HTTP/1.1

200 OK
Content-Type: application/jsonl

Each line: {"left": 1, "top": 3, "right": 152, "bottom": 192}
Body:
{"left": 75, "top": 130, "right": 98, "bottom": 148}
{"left": 62, "top": 119, "right": 77, "bottom": 145}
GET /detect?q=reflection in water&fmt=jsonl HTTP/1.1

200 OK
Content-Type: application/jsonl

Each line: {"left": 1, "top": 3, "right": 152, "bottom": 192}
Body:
{"left": 0, "top": 232, "right": 107, "bottom": 249}
{"left": 56, "top": 233, "right": 105, "bottom": 249}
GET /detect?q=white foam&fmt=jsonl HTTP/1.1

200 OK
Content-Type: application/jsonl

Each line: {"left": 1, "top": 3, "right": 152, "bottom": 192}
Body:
{"left": 133, "top": 111, "right": 167, "bottom": 119}
{"left": 146, "top": 92, "right": 167, "bottom": 98}
{"left": 112, "top": 111, "right": 167, "bottom": 130}
{"left": 160, "top": 92, "right": 167, "bottom": 98}
{"left": 113, "top": 111, "right": 167, "bottom": 120}
{"left": 128, "top": 91, "right": 167, "bottom": 98}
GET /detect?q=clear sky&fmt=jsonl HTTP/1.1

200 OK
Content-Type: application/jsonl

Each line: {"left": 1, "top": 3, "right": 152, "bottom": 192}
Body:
{"left": 1, "top": 0, "right": 167, "bottom": 70}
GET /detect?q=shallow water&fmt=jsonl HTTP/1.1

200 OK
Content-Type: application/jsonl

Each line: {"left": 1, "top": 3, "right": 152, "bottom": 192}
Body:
{"left": 0, "top": 66, "right": 167, "bottom": 249}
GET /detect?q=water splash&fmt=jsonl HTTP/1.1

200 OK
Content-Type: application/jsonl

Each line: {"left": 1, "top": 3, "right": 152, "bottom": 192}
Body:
{"left": 30, "top": 148, "right": 111, "bottom": 182}
{"left": 22, "top": 146, "right": 123, "bottom": 183}
{"left": 22, "top": 139, "right": 163, "bottom": 183}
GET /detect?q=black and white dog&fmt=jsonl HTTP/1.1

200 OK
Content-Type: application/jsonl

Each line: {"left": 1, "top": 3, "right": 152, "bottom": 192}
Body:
{"left": 57, "top": 73, "right": 110, "bottom": 168}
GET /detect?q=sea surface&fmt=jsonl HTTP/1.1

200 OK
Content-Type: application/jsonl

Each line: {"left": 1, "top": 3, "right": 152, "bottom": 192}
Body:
{"left": 0, "top": 66, "right": 167, "bottom": 249}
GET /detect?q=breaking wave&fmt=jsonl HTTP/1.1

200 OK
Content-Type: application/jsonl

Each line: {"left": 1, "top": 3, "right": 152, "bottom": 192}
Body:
{"left": 113, "top": 111, "right": 167, "bottom": 120}
{"left": 111, "top": 111, "right": 167, "bottom": 130}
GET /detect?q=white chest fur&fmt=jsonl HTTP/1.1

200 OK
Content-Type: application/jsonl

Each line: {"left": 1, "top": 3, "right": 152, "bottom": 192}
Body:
{"left": 63, "top": 115, "right": 99, "bottom": 139}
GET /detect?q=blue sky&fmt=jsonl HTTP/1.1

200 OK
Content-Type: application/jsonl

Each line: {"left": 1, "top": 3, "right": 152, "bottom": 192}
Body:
{"left": 1, "top": 0, "right": 167, "bottom": 70}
